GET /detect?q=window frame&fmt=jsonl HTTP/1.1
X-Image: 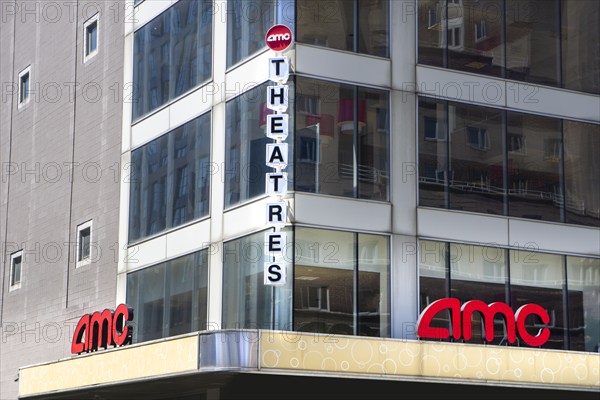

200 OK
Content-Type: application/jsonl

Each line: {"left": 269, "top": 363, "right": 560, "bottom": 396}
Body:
{"left": 18, "top": 66, "right": 31, "bottom": 109}
{"left": 76, "top": 220, "right": 93, "bottom": 268}
{"left": 9, "top": 250, "right": 23, "bottom": 291}
{"left": 83, "top": 13, "right": 99, "bottom": 62}
{"left": 466, "top": 126, "right": 490, "bottom": 150}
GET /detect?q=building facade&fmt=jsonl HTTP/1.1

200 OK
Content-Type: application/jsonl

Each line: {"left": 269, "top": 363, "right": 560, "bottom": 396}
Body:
{"left": 1, "top": 0, "right": 599, "bottom": 399}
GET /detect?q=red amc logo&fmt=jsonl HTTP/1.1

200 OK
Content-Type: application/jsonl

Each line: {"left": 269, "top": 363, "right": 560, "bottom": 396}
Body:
{"left": 71, "top": 304, "right": 133, "bottom": 354}
{"left": 265, "top": 24, "right": 293, "bottom": 52}
{"left": 417, "top": 298, "right": 550, "bottom": 347}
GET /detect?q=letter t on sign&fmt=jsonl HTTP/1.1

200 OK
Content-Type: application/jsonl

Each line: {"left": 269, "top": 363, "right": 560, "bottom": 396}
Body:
{"left": 269, "top": 57, "right": 289, "bottom": 84}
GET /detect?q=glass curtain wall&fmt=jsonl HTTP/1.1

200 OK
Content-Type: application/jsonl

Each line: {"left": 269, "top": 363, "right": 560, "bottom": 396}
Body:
{"left": 296, "top": 0, "right": 389, "bottom": 57}
{"left": 129, "top": 113, "right": 211, "bottom": 242}
{"left": 225, "top": 82, "right": 294, "bottom": 208}
{"left": 132, "top": 0, "right": 213, "bottom": 120}
{"left": 294, "top": 227, "right": 390, "bottom": 337}
{"left": 418, "top": 97, "right": 599, "bottom": 227}
{"left": 126, "top": 250, "right": 208, "bottom": 343}
{"left": 295, "top": 77, "right": 389, "bottom": 201}
{"left": 418, "top": 240, "right": 599, "bottom": 352}
{"left": 418, "top": 0, "right": 600, "bottom": 94}
{"left": 222, "top": 230, "right": 293, "bottom": 330}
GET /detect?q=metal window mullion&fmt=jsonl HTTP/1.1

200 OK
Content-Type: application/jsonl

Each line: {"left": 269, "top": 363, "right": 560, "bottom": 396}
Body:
{"left": 354, "top": 232, "right": 359, "bottom": 336}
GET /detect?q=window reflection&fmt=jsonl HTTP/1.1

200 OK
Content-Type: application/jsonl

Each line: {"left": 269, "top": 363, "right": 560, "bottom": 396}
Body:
{"left": 418, "top": 97, "right": 600, "bottom": 228}
{"left": 133, "top": 1, "right": 212, "bottom": 120}
{"left": 418, "top": 98, "right": 448, "bottom": 208}
{"left": 418, "top": 0, "right": 599, "bottom": 94}
{"left": 294, "top": 228, "right": 390, "bottom": 337}
{"left": 450, "top": 243, "right": 507, "bottom": 344}
{"left": 567, "top": 256, "right": 600, "bottom": 352}
{"left": 227, "top": 0, "right": 276, "bottom": 68}
{"left": 418, "top": 240, "right": 598, "bottom": 352}
{"left": 563, "top": 121, "right": 600, "bottom": 227}
{"left": 449, "top": 103, "right": 504, "bottom": 214}
{"left": 222, "top": 230, "right": 292, "bottom": 330}
{"left": 562, "top": 0, "right": 600, "bottom": 94}
{"left": 225, "top": 83, "right": 294, "bottom": 208}
{"left": 507, "top": 112, "right": 562, "bottom": 222}
{"left": 297, "top": 0, "right": 389, "bottom": 57}
{"left": 510, "top": 250, "right": 566, "bottom": 349}
{"left": 129, "top": 113, "right": 211, "bottom": 242}
{"left": 506, "top": 0, "right": 560, "bottom": 86}
{"left": 294, "top": 77, "right": 389, "bottom": 201}
{"left": 126, "top": 250, "right": 208, "bottom": 343}
{"left": 419, "top": 240, "right": 448, "bottom": 333}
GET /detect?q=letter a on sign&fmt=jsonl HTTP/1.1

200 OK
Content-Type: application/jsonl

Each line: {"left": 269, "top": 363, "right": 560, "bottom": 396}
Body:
{"left": 266, "top": 143, "right": 288, "bottom": 169}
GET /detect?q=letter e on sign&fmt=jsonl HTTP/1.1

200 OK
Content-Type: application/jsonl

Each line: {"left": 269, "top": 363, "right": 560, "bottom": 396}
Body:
{"left": 265, "top": 25, "right": 293, "bottom": 52}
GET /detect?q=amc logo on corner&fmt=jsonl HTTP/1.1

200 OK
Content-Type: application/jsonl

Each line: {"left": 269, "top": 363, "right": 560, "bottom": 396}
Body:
{"left": 266, "top": 24, "right": 293, "bottom": 52}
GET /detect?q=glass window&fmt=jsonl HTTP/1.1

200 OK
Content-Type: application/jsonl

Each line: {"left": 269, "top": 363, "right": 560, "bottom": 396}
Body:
{"left": 448, "top": 103, "right": 504, "bottom": 215}
{"left": 418, "top": 0, "right": 445, "bottom": 67}
{"left": 507, "top": 112, "right": 562, "bottom": 222}
{"left": 222, "top": 229, "right": 292, "bottom": 330}
{"left": 510, "top": 250, "right": 566, "bottom": 349}
{"left": 567, "top": 256, "right": 600, "bottom": 352}
{"left": 132, "top": 1, "right": 212, "bottom": 121}
{"left": 563, "top": 120, "right": 600, "bottom": 227}
{"left": 84, "top": 16, "right": 99, "bottom": 60}
{"left": 126, "top": 250, "right": 208, "bottom": 343}
{"left": 225, "top": 82, "right": 294, "bottom": 208}
{"left": 294, "top": 228, "right": 390, "bottom": 337}
{"left": 419, "top": 240, "right": 598, "bottom": 352}
{"left": 10, "top": 252, "right": 22, "bottom": 289}
{"left": 506, "top": 0, "right": 559, "bottom": 86}
{"left": 446, "top": 0, "right": 504, "bottom": 77}
{"left": 418, "top": 240, "right": 449, "bottom": 339}
{"left": 78, "top": 227, "right": 91, "bottom": 261}
{"left": 561, "top": 0, "right": 600, "bottom": 94}
{"left": 129, "top": 113, "right": 211, "bottom": 242}
{"left": 294, "top": 77, "right": 389, "bottom": 200}
{"left": 19, "top": 68, "right": 30, "bottom": 106}
{"left": 450, "top": 243, "right": 507, "bottom": 344}
{"left": 296, "top": 0, "right": 389, "bottom": 57}
{"left": 227, "top": 0, "right": 276, "bottom": 68}
{"left": 418, "top": 97, "right": 448, "bottom": 208}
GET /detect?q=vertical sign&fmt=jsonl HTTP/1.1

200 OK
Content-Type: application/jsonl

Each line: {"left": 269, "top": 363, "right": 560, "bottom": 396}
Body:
{"left": 264, "top": 25, "right": 293, "bottom": 286}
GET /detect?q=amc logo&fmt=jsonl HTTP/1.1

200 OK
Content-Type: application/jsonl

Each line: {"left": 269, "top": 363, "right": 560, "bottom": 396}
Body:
{"left": 417, "top": 298, "right": 550, "bottom": 347}
{"left": 265, "top": 24, "right": 293, "bottom": 52}
{"left": 71, "top": 304, "right": 133, "bottom": 354}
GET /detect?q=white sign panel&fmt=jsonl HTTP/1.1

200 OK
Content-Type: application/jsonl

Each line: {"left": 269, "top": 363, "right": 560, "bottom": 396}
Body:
{"left": 266, "top": 172, "right": 288, "bottom": 195}
{"left": 265, "top": 231, "right": 287, "bottom": 257}
{"left": 264, "top": 262, "right": 287, "bottom": 285}
{"left": 266, "top": 201, "right": 287, "bottom": 227}
{"left": 269, "top": 57, "right": 290, "bottom": 84}
{"left": 266, "top": 85, "right": 288, "bottom": 112}
{"left": 266, "top": 114, "right": 288, "bottom": 141}
{"left": 266, "top": 143, "right": 288, "bottom": 169}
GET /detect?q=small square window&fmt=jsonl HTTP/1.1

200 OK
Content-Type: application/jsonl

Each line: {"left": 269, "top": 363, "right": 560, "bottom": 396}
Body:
{"left": 18, "top": 66, "right": 31, "bottom": 108}
{"left": 83, "top": 14, "right": 99, "bottom": 62}
{"left": 76, "top": 220, "right": 93, "bottom": 267}
{"left": 467, "top": 127, "right": 489, "bottom": 150}
{"left": 10, "top": 251, "right": 23, "bottom": 290}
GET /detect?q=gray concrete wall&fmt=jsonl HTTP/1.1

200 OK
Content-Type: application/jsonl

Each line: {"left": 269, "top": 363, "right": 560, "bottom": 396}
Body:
{"left": 0, "top": 2, "right": 123, "bottom": 398}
